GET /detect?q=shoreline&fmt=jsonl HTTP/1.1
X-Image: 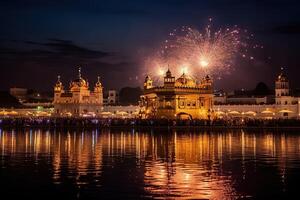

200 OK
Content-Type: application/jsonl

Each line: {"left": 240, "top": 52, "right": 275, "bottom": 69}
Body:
{"left": 1, "top": 125, "right": 300, "bottom": 131}
{"left": 2, "top": 117, "right": 300, "bottom": 131}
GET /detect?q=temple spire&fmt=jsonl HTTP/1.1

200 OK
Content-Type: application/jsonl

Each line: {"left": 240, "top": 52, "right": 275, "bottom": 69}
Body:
{"left": 57, "top": 75, "right": 61, "bottom": 82}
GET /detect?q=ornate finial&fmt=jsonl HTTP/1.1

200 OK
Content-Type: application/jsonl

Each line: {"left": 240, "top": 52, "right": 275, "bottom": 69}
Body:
{"left": 57, "top": 75, "right": 61, "bottom": 82}
{"left": 97, "top": 76, "right": 100, "bottom": 82}
{"left": 78, "top": 66, "right": 81, "bottom": 78}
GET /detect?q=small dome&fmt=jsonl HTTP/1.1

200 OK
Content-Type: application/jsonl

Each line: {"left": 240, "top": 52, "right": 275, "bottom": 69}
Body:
{"left": 95, "top": 76, "right": 102, "bottom": 87}
{"left": 145, "top": 75, "right": 152, "bottom": 82}
{"left": 175, "top": 73, "right": 196, "bottom": 87}
{"left": 55, "top": 75, "right": 62, "bottom": 85}
{"left": 277, "top": 72, "right": 288, "bottom": 82}
{"left": 205, "top": 75, "right": 211, "bottom": 81}
{"left": 54, "top": 75, "right": 63, "bottom": 91}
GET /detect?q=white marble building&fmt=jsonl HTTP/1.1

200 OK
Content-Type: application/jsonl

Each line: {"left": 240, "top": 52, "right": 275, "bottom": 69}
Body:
{"left": 214, "top": 70, "right": 300, "bottom": 119}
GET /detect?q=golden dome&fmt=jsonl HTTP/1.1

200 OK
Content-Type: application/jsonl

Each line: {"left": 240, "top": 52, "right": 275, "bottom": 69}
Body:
{"left": 54, "top": 75, "right": 63, "bottom": 92}
{"left": 277, "top": 72, "right": 288, "bottom": 82}
{"left": 277, "top": 67, "right": 288, "bottom": 82}
{"left": 70, "top": 67, "right": 89, "bottom": 89}
{"left": 55, "top": 75, "right": 62, "bottom": 85}
{"left": 70, "top": 77, "right": 88, "bottom": 88}
{"left": 175, "top": 73, "right": 197, "bottom": 87}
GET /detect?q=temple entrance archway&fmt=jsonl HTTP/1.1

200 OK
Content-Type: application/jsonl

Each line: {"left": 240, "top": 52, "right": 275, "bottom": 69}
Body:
{"left": 176, "top": 112, "right": 192, "bottom": 120}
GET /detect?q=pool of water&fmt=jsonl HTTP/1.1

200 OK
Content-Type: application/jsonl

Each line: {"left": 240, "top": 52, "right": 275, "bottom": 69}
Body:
{"left": 1, "top": 128, "right": 300, "bottom": 199}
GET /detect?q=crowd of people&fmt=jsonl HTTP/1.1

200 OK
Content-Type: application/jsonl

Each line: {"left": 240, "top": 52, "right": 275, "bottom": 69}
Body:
{"left": 1, "top": 117, "right": 300, "bottom": 129}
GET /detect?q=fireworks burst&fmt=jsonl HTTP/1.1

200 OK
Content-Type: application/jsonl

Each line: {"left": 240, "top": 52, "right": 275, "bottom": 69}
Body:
{"left": 144, "top": 19, "right": 256, "bottom": 82}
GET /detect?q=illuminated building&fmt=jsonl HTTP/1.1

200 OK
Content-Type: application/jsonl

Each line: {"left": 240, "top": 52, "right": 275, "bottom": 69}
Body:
{"left": 275, "top": 70, "right": 292, "bottom": 105}
{"left": 214, "top": 69, "right": 300, "bottom": 119}
{"left": 140, "top": 69, "right": 213, "bottom": 119}
{"left": 53, "top": 68, "right": 103, "bottom": 117}
{"left": 103, "top": 90, "right": 119, "bottom": 105}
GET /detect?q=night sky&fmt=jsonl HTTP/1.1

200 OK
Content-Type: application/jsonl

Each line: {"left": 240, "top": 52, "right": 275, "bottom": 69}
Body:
{"left": 0, "top": 0, "right": 300, "bottom": 92}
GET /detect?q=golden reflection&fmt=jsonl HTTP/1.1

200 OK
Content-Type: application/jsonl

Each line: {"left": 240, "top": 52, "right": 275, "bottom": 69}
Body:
{"left": 1, "top": 129, "right": 300, "bottom": 199}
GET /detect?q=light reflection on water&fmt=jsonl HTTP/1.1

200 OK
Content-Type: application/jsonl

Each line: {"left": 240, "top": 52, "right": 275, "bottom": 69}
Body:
{"left": 1, "top": 129, "right": 300, "bottom": 199}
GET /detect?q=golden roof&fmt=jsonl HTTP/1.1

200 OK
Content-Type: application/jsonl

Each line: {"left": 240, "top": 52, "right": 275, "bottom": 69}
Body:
{"left": 70, "top": 67, "right": 89, "bottom": 89}
{"left": 175, "top": 73, "right": 197, "bottom": 87}
{"left": 277, "top": 67, "right": 288, "bottom": 82}
{"left": 277, "top": 72, "right": 288, "bottom": 82}
{"left": 95, "top": 76, "right": 102, "bottom": 87}
{"left": 71, "top": 77, "right": 88, "bottom": 87}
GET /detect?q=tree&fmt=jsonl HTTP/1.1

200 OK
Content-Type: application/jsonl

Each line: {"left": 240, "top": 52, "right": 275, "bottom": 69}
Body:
{"left": 119, "top": 87, "right": 142, "bottom": 105}
{"left": 253, "top": 82, "right": 271, "bottom": 96}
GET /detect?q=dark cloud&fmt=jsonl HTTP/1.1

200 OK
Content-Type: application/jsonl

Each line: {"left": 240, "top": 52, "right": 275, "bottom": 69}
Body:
{"left": 0, "top": 38, "right": 139, "bottom": 90}
{"left": 0, "top": 0, "right": 300, "bottom": 91}
{"left": 1, "top": 39, "right": 111, "bottom": 60}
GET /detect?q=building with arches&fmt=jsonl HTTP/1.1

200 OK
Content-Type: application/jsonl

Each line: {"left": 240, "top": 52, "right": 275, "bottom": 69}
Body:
{"left": 214, "top": 69, "right": 300, "bottom": 119}
{"left": 53, "top": 68, "right": 103, "bottom": 117}
{"left": 140, "top": 69, "right": 213, "bottom": 119}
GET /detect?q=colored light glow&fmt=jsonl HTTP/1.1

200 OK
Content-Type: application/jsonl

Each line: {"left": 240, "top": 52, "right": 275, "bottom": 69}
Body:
{"left": 143, "top": 18, "right": 256, "bottom": 80}
{"left": 199, "top": 59, "right": 209, "bottom": 68}
{"left": 157, "top": 68, "right": 165, "bottom": 76}
{"left": 180, "top": 65, "right": 189, "bottom": 74}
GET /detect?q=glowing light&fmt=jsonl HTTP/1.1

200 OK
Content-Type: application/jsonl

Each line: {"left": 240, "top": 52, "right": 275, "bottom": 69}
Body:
{"left": 157, "top": 68, "right": 165, "bottom": 76}
{"left": 199, "top": 59, "right": 209, "bottom": 68}
{"left": 180, "top": 64, "right": 189, "bottom": 74}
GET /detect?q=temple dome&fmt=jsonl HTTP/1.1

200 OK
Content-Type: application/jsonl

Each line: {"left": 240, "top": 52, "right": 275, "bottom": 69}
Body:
{"left": 71, "top": 77, "right": 88, "bottom": 87}
{"left": 70, "top": 67, "right": 89, "bottom": 89}
{"left": 73, "top": 78, "right": 86, "bottom": 84}
{"left": 175, "top": 73, "right": 197, "bottom": 87}
{"left": 277, "top": 72, "right": 288, "bottom": 82}
{"left": 276, "top": 67, "right": 288, "bottom": 82}
{"left": 54, "top": 75, "right": 63, "bottom": 92}
{"left": 95, "top": 76, "right": 102, "bottom": 87}
{"left": 145, "top": 75, "right": 152, "bottom": 81}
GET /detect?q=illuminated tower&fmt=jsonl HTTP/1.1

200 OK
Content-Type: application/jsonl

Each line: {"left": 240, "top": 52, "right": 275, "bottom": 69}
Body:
{"left": 144, "top": 75, "right": 153, "bottom": 89}
{"left": 201, "top": 75, "right": 213, "bottom": 90}
{"left": 94, "top": 76, "right": 103, "bottom": 104}
{"left": 53, "top": 75, "right": 63, "bottom": 102}
{"left": 163, "top": 69, "right": 175, "bottom": 88}
{"left": 275, "top": 68, "right": 291, "bottom": 105}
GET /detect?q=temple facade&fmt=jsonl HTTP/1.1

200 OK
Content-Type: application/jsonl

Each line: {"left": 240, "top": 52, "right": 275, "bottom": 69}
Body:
{"left": 53, "top": 68, "right": 103, "bottom": 117}
{"left": 140, "top": 69, "right": 213, "bottom": 119}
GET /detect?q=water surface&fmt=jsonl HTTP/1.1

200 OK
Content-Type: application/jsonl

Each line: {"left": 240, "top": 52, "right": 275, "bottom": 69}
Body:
{"left": 1, "top": 128, "right": 300, "bottom": 199}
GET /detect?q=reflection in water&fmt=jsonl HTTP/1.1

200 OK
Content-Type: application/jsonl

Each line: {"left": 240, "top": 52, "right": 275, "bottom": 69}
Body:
{"left": 1, "top": 129, "right": 300, "bottom": 199}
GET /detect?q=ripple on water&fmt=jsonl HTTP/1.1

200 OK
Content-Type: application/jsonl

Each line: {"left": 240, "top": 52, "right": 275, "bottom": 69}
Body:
{"left": 0, "top": 129, "right": 300, "bottom": 199}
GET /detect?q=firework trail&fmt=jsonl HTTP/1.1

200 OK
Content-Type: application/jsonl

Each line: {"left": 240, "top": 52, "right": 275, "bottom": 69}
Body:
{"left": 144, "top": 19, "right": 256, "bottom": 82}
